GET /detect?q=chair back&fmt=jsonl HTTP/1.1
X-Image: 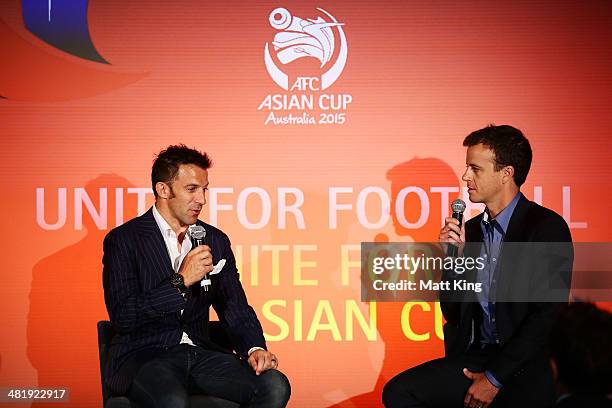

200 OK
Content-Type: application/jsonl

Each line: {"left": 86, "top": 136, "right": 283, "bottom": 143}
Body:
{"left": 97, "top": 320, "right": 115, "bottom": 405}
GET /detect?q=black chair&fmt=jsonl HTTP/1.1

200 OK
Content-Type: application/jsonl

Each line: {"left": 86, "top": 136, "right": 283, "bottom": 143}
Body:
{"left": 97, "top": 321, "right": 240, "bottom": 408}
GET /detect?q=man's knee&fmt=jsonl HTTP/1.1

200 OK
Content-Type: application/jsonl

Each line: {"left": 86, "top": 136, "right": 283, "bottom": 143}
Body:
{"left": 382, "top": 374, "right": 420, "bottom": 408}
{"left": 156, "top": 394, "right": 189, "bottom": 408}
{"left": 256, "top": 369, "right": 291, "bottom": 407}
{"left": 131, "top": 376, "right": 189, "bottom": 408}
{"left": 130, "top": 360, "right": 188, "bottom": 408}
{"left": 382, "top": 376, "right": 404, "bottom": 408}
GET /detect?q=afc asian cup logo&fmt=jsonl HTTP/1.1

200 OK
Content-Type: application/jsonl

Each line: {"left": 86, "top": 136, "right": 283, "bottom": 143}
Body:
{"left": 264, "top": 8, "right": 348, "bottom": 91}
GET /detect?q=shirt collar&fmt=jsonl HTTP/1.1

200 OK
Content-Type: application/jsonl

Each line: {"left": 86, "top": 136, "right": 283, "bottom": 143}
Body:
{"left": 482, "top": 192, "right": 521, "bottom": 234}
{"left": 152, "top": 204, "right": 188, "bottom": 239}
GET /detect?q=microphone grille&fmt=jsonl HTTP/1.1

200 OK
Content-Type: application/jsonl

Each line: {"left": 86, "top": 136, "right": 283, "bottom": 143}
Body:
{"left": 451, "top": 199, "right": 466, "bottom": 213}
{"left": 189, "top": 225, "right": 206, "bottom": 240}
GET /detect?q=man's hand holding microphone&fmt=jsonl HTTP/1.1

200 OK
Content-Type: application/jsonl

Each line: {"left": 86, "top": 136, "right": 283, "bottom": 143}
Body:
{"left": 440, "top": 199, "right": 466, "bottom": 257}
{"left": 178, "top": 245, "right": 214, "bottom": 287}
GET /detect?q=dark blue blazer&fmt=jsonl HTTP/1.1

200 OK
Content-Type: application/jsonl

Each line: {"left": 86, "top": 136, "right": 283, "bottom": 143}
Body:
{"left": 102, "top": 208, "right": 266, "bottom": 395}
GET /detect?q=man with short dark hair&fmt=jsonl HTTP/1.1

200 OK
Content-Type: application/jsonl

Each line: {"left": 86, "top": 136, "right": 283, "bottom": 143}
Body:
{"left": 383, "top": 125, "right": 573, "bottom": 408}
{"left": 103, "top": 144, "right": 290, "bottom": 408}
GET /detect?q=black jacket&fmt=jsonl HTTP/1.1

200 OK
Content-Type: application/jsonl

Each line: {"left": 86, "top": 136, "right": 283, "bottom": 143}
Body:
{"left": 441, "top": 193, "right": 573, "bottom": 384}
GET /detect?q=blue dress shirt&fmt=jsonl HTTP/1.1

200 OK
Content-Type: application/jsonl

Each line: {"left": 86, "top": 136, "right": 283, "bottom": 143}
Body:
{"left": 476, "top": 192, "right": 521, "bottom": 388}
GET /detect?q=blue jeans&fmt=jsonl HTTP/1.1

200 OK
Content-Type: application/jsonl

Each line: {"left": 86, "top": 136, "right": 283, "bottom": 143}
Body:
{"left": 128, "top": 344, "right": 290, "bottom": 408}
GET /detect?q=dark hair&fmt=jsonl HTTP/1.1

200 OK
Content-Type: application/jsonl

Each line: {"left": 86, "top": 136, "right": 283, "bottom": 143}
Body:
{"left": 550, "top": 302, "right": 612, "bottom": 395}
{"left": 463, "top": 125, "right": 532, "bottom": 187}
{"left": 151, "top": 144, "right": 212, "bottom": 197}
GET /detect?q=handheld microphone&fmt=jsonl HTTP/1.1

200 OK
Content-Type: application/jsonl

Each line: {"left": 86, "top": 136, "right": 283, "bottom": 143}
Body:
{"left": 188, "top": 225, "right": 211, "bottom": 291}
{"left": 189, "top": 225, "right": 206, "bottom": 247}
{"left": 447, "top": 199, "right": 466, "bottom": 257}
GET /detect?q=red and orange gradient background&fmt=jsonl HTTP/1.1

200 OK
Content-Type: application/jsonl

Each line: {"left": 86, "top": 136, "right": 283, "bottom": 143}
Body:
{"left": 1, "top": 1, "right": 611, "bottom": 407}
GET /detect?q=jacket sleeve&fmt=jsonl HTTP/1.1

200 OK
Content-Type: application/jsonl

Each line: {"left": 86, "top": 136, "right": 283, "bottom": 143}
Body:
{"left": 211, "top": 232, "right": 267, "bottom": 357}
{"left": 102, "top": 229, "right": 186, "bottom": 333}
{"left": 441, "top": 220, "right": 482, "bottom": 327}
{"left": 487, "top": 299, "right": 562, "bottom": 383}
{"left": 440, "top": 264, "right": 463, "bottom": 326}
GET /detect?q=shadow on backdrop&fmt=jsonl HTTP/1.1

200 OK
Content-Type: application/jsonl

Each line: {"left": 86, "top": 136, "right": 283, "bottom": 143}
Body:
{"left": 328, "top": 157, "right": 460, "bottom": 408}
{"left": 27, "top": 174, "right": 140, "bottom": 407}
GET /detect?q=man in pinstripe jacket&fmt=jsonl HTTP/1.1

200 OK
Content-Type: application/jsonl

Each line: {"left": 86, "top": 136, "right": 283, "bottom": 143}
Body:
{"left": 102, "top": 145, "right": 290, "bottom": 407}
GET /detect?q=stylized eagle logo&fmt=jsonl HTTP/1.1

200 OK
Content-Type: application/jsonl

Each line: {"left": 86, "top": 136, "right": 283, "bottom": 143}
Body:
{"left": 264, "top": 8, "right": 348, "bottom": 90}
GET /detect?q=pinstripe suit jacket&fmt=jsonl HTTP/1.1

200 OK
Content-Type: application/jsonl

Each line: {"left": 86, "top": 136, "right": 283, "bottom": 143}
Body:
{"left": 102, "top": 208, "right": 266, "bottom": 395}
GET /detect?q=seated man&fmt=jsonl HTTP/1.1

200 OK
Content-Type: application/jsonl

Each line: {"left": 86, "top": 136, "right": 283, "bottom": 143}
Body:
{"left": 102, "top": 144, "right": 290, "bottom": 408}
{"left": 383, "top": 125, "right": 573, "bottom": 408}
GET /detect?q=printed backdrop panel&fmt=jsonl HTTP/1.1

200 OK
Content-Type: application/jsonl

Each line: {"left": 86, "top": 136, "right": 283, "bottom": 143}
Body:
{"left": 1, "top": 1, "right": 611, "bottom": 406}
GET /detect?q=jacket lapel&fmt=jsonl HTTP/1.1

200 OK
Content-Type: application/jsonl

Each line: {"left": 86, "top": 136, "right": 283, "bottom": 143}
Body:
{"left": 503, "top": 193, "right": 530, "bottom": 242}
{"left": 495, "top": 193, "right": 531, "bottom": 302}
{"left": 137, "top": 208, "right": 174, "bottom": 281}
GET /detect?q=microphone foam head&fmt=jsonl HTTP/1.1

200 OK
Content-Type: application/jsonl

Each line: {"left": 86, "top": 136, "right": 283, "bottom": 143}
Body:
{"left": 451, "top": 199, "right": 466, "bottom": 214}
{"left": 189, "top": 225, "right": 206, "bottom": 240}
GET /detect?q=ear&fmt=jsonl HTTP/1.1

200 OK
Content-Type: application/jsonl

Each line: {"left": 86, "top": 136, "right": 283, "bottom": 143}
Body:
{"left": 155, "top": 182, "right": 171, "bottom": 199}
{"left": 502, "top": 165, "right": 515, "bottom": 184}
{"left": 550, "top": 358, "right": 558, "bottom": 382}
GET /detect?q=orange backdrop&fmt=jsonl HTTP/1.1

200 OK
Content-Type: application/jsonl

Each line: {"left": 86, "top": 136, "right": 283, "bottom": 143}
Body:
{"left": 1, "top": 1, "right": 611, "bottom": 407}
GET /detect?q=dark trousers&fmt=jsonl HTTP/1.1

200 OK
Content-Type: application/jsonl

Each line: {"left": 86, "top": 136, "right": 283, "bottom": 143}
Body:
{"left": 382, "top": 346, "right": 555, "bottom": 408}
{"left": 127, "top": 344, "right": 290, "bottom": 408}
